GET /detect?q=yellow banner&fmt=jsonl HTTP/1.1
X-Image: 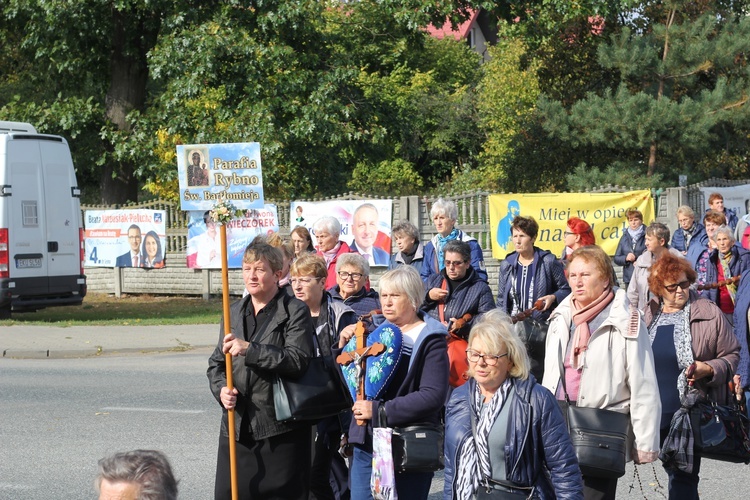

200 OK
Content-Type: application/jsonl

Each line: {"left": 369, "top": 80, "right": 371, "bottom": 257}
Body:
{"left": 489, "top": 190, "right": 655, "bottom": 258}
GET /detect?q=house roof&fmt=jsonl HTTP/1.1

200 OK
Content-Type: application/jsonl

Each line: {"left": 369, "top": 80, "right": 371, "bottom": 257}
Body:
{"left": 426, "top": 9, "right": 480, "bottom": 41}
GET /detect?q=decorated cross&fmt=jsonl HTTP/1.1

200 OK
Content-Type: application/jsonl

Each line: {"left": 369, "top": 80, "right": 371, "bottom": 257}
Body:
{"left": 336, "top": 320, "right": 385, "bottom": 426}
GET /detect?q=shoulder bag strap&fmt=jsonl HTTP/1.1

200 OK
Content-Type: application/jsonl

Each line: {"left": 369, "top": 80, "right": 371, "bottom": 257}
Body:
{"left": 558, "top": 342, "right": 571, "bottom": 404}
{"left": 438, "top": 278, "right": 448, "bottom": 323}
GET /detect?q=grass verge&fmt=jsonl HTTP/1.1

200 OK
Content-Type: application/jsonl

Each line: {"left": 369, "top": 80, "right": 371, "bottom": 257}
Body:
{"left": 0, "top": 293, "right": 226, "bottom": 326}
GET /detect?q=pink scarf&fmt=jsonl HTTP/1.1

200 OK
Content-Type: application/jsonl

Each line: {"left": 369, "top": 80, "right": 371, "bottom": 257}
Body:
{"left": 569, "top": 288, "right": 615, "bottom": 369}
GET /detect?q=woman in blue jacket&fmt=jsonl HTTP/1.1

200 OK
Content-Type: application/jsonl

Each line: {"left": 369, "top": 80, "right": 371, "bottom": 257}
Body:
{"left": 613, "top": 208, "right": 647, "bottom": 289}
{"left": 337, "top": 266, "right": 450, "bottom": 500}
{"left": 443, "top": 309, "right": 582, "bottom": 499}
{"left": 496, "top": 216, "right": 570, "bottom": 322}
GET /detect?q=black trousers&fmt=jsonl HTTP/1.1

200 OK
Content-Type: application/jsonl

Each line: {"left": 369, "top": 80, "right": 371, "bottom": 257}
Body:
{"left": 215, "top": 426, "right": 311, "bottom": 500}
{"left": 310, "top": 424, "right": 350, "bottom": 500}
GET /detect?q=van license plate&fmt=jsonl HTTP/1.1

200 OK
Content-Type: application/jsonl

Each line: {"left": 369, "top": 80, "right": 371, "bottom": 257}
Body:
{"left": 17, "top": 258, "right": 42, "bottom": 269}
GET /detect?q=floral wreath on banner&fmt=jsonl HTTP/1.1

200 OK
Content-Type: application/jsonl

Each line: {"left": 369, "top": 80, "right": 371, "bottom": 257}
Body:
{"left": 209, "top": 199, "right": 245, "bottom": 226}
{"left": 208, "top": 198, "right": 245, "bottom": 226}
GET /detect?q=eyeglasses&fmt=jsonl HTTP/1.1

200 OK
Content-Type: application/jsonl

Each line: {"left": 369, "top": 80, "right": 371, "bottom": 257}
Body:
{"left": 291, "top": 277, "right": 319, "bottom": 286}
{"left": 444, "top": 260, "right": 467, "bottom": 268}
{"left": 465, "top": 349, "right": 508, "bottom": 366}
{"left": 664, "top": 280, "right": 690, "bottom": 293}
{"left": 338, "top": 271, "right": 363, "bottom": 281}
{"left": 564, "top": 231, "right": 575, "bottom": 236}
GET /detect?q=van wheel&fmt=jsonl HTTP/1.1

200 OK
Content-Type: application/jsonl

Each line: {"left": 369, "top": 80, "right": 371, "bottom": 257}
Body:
{"left": 0, "top": 306, "right": 10, "bottom": 319}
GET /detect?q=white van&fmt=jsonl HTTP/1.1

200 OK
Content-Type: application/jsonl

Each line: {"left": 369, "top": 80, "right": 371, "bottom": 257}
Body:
{"left": 0, "top": 121, "right": 86, "bottom": 318}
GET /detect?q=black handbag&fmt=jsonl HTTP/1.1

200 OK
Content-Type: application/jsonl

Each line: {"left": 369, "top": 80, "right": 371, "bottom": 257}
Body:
{"left": 558, "top": 346, "right": 629, "bottom": 478}
{"left": 689, "top": 360, "right": 750, "bottom": 464}
{"left": 390, "top": 423, "right": 445, "bottom": 472}
{"left": 510, "top": 291, "right": 548, "bottom": 381}
{"left": 513, "top": 318, "right": 548, "bottom": 381}
{"left": 273, "top": 333, "right": 351, "bottom": 422}
{"left": 475, "top": 478, "right": 536, "bottom": 499}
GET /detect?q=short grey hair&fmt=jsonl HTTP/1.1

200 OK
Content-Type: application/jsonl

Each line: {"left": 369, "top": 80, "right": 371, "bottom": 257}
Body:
{"left": 430, "top": 198, "right": 457, "bottom": 221}
{"left": 712, "top": 225, "right": 736, "bottom": 244}
{"left": 392, "top": 220, "right": 419, "bottom": 242}
{"left": 443, "top": 240, "right": 471, "bottom": 262}
{"left": 313, "top": 216, "right": 341, "bottom": 238}
{"left": 336, "top": 252, "right": 369, "bottom": 276}
{"left": 676, "top": 205, "right": 695, "bottom": 219}
{"left": 96, "top": 450, "right": 178, "bottom": 500}
{"left": 378, "top": 266, "right": 424, "bottom": 311}
{"left": 646, "top": 222, "right": 670, "bottom": 244}
{"left": 467, "top": 309, "right": 530, "bottom": 380}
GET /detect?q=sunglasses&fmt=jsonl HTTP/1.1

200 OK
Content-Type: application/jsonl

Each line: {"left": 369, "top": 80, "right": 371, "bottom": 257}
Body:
{"left": 664, "top": 280, "right": 690, "bottom": 293}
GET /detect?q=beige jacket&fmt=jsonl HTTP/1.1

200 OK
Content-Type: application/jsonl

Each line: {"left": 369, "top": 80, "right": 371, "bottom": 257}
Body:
{"left": 542, "top": 288, "right": 662, "bottom": 462}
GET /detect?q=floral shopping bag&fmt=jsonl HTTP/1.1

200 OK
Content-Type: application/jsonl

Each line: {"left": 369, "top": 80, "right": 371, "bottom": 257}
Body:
{"left": 371, "top": 426, "right": 398, "bottom": 500}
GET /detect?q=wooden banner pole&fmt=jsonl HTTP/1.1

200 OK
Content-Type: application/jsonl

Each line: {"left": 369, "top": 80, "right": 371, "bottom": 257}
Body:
{"left": 220, "top": 224, "right": 238, "bottom": 500}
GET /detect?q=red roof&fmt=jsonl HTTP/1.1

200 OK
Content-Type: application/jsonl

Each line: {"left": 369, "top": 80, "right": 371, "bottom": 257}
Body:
{"left": 426, "top": 9, "right": 479, "bottom": 41}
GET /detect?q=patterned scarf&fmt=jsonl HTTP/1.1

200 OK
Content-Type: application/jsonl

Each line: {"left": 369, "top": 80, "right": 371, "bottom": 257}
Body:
{"left": 627, "top": 224, "right": 645, "bottom": 245}
{"left": 720, "top": 251, "right": 738, "bottom": 303}
{"left": 648, "top": 301, "right": 694, "bottom": 397}
{"left": 436, "top": 228, "right": 459, "bottom": 271}
{"left": 569, "top": 288, "right": 615, "bottom": 369}
{"left": 682, "top": 224, "right": 696, "bottom": 249}
{"left": 454, "top": 379, "right": 512, "bottom": 500}
{"left": 321, "top": 242, "right": 341, "bottom": 266}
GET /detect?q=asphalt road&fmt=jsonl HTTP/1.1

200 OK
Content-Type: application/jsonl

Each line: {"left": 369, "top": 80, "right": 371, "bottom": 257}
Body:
{"left": 1, "top": 348, "right": 746, "bottom": 499}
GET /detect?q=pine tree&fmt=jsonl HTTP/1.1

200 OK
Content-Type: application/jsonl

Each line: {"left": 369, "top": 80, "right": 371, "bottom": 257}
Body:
{"left": 539, "top": 2, "right": 750, "bottom": 182}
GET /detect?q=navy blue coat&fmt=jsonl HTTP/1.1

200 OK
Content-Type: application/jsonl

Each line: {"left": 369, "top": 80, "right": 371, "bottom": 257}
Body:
{"left": 671, "top": 223, "right": 708, "bottom": 253}
{"left": 706, "top": 207, "right": 739, "bottom": 231}
{"left": 613, "top": 230, "right": 646, "bottom": 284}
{"left": 732, "top": 269, "right": 750, "bottom": 391}
{"left": 703, "top": 246, "right": 750, "bottom": 303}
{"left": 422, "top": 266, "right": 494, "bottom": 339}
{"left": 443, "top": 377, "right": 583, "bottom": 499}
{"left": 329, "top": 285, "right": 381, "bottom": 319}
{"left": 421, "top": 230, "right": 488, "bottom": 283}
{"left": 337, "top": 313, "right": 450, "bottom": 449}
{"left": 496, "top": 248, "right": 570, "bottom": 322}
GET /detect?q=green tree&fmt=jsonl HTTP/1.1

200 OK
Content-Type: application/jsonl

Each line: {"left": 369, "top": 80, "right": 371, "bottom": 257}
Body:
{"left": 539, "top": 2, "right": 750, "bottom": 184}
{"left": 0, "top": 0, "right": 220, "bottom": 204}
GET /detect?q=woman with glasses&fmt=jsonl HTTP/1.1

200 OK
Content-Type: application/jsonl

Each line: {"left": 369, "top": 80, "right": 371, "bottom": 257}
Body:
{"left": 644, "top": 253, "right": 739, "bottom": 499}
{"left": 337, "top": 266, "right": 449, "bottom": 499}
{"left": 543, "top": 245, "right": 661, "bottom": 499}
{"left": 561, "top": 217, "right": 596, "bottom": 262}
{"left": 422, "top": 240, "right": 494, "bottom": 340}
{"left": 701, "top": 226, "right": 750, "bottom": 325}
{"left": 444, "top": 309, "right": 583, "bottom": 499}
{"left": 496, "top": 216, "right": 570, "bottom": 322}
{"left": 290, "top": 254, "right": 357, "bottom": 500}
{"left": 329, "top": 253, "right": 381, "bottom": 318}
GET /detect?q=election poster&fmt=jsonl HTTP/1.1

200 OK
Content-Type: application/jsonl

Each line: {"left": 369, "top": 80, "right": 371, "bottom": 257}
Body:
{"left": 176, "top": 142, "right": 264, "bottom": 211}
{"left": 84, "top": 210, "right": 167, "bottom": 268}
{"left": 698, "top": 184, "right": 750, "bottom": 218}
{"left": 489, "top": 190, "right": 654, "bottom": 258}
{"left": 290, "top": 200, "right": 393, "bottom": 266}
{"left": 186, "top": 205, "right": 279, "bottom": 269}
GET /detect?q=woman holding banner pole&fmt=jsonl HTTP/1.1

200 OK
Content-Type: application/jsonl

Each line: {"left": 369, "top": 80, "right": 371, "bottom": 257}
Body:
{"left": 208, "top": 243, "right": 315, "bottom": 500}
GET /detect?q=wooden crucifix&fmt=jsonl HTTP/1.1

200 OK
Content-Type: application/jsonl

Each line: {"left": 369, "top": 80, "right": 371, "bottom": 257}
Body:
{"left": 335, "top": 320, "right": 385, "bottom": 426}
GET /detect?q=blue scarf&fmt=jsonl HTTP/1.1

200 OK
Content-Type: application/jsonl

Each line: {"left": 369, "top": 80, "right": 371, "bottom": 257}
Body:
{"left": 627, "top": 224, "right": 645, "bottom": 243}
{"left": 437, "top": 228, "right": 459, "bottom": 271}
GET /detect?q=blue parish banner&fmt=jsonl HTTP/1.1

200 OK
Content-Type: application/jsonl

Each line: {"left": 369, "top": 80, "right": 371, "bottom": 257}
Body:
{"left": 176, "top": 142, "right": 264, "bottom": 211}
